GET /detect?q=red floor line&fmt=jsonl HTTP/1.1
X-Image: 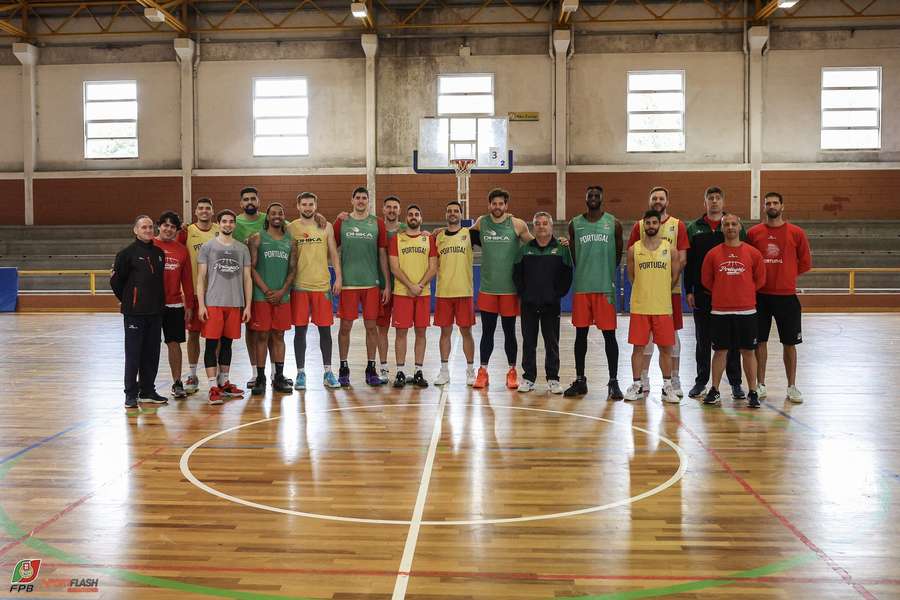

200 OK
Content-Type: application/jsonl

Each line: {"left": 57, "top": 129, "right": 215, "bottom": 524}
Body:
{"left": 668, "top": 408, "right": 879, "bottom": 600}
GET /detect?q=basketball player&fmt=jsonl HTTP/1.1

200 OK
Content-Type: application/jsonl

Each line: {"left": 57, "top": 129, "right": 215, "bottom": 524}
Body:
{"left": 434, "top": 201, "right": 477, "bottom": 386}
{"left": 625, "top": 210, "right": 680, "bottom": 404}
{"left": 334, "top": 186, "right": 391, "bottom": 387}
{"left": 177, "top": 197, "right": 217, "bottom": 395}
{"left": 565, "top": 185, "right": 624, "bottom": 400}
{"left": 233, "top": 187, "right": 266, "bottom": 387}
{"left": 197, "top": 210, "right": 252, "bottom": 405}
{"left": 388, "top": 204, "right": 438, "bottom": 388}
{"left": 470, "top": 188, "right": 533, "bottom": 389}
{"left": 627, "top": 186, "right": 689, "bottom": 397}
{"left": 685, "top": 186, "right": 747, "bottom": 400}
{"left": 747, "top": 192, "right": 811, "bottom": 403}
{"left": 154, "top": 210, "right": 194, "bottom": 399}
{"left": 248, "top": 203, "right": 297, "bottom": 395}
{"left": 700, "top": 213, "right": 766, "bottom": 408}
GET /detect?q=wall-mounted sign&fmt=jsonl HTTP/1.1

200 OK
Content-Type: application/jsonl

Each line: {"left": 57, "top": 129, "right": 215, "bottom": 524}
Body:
{"left": 508, "top": 111, "right": 539, "bottom": 122}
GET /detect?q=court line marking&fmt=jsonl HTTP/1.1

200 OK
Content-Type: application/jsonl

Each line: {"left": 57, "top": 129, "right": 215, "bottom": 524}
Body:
{"left": 179, "top": 405, "right": 688, "bottom": 526}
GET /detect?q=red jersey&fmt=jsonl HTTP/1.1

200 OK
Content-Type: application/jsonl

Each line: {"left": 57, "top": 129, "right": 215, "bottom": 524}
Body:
{"left": 701, "top": 242, "right": 766, "bottom": 313}
{"left": 746, "top": 222, "right": 812, "bottom": 295}
{"left": 153, "top": 238, "right": 195, "bottom": 308}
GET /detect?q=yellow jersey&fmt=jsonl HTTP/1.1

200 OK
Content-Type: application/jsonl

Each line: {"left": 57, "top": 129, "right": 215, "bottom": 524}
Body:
{"left": 631, "top": 239, "right": 673, "bottom": 315}
{"left": 637, "top": 216, "right": 685, "bottom": 294}
{"left": 287, "top": 219, "right": 331, "bottom": 293}
{"left": 184, "top": 223, "right": 218, "bottom": 288}
{"left": 389, "top": 231, "right": 437, "bottom": 297}
{"left": 436, "top": 227, "right": 474, "bottom": 298}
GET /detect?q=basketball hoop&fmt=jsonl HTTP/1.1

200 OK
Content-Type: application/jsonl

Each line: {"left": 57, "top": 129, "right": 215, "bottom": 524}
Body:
{"left": 451, "top": 158, "right": 476, "bottom": 219}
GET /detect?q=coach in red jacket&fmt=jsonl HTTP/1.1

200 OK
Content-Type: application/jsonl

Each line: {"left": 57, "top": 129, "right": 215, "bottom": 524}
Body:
{"left": 701, "top": 213, "right": 766, "bottom": 408}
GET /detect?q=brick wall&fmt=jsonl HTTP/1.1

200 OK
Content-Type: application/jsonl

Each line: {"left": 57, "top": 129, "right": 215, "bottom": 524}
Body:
{"left": 33, "top": 177, "right": 182, "bottom": 225}
{"left": 0, "top": 180, "right": 25, "bottom": 225}
{"left": 761, "top": 170, "right": 900, "bottom": 220}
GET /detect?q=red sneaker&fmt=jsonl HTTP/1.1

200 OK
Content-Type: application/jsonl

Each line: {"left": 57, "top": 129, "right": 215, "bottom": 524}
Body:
{"left": 506, "top": 367, "right": 518, "bottom": 390}
{"left": 220, "top": 381, "right": 245, "bottom": 398}
{"left": 207, "top": 386, "right": 224, "bottom": 405}
{"left": 472, "top": 367, "right": 489, "bottom": 389}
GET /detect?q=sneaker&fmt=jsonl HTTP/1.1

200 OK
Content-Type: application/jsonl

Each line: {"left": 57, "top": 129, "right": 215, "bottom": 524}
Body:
{"left": 517, "top": 379, "right": 535, "bottom": 393}
{"left": 748, "top": 390, "right": 761, "bottom": 408}
{"left": 662, "top": 381, "right": 680, "bottom": 404}
{"left": 563, "top": 377, "right": 588, "bottom": 398}
{"left": 688, "top": 383, "right": 706, "bottom": 398}
{"left": 547, "top": 380, "right": 564, "bottom": 395}
{"left": 623, "top": 382, "right": 644, "bottom": 402}
{"left": 323, "top": 371, "right": 341, "bottom": 389}
{"left": 641, "top": 378, "right": 650, "bottom": 396}
{"left": 757, "top": 383, "right": 768, "bottom": 399}
{"left": 472, "top": 367, "right": 489, "bottom": 389}
{"left": 393, "top": 371, "right": 407, "bottom": 388}
{"left": 171, "top": 380, "right": 187, "bottom": 399}
{"left": 207, "top": 386, "right": 224, "bottom": 405}
{"left": 124, "top": 396, "right": 139, "bottom": 409}
{"left": 412, "top": 370, "right": 429, "bottom": 388}
{"left": 184, "top": 375, "right": 199, "bottom": 394}
{"left": 506, "top": 367, "right": 518, "bottom": 390}
{"left": 671, "top": 375, "right": 684, "bottom": 398}
{"left": 273, "top": 375, "right": 293, "bottom": 393}
{"left": 466, "top": 369, "right": 476, "bottom": 386}
{"left": 139, "top": 390, "right": 168, "bottom": 404}
{"left": 251, "top": 376, "right": 266, "bottom": 396}
{"left": 786, "top": 385, "right": 804, "bottom": 404}
{"left": 247, "top": 377, "right": 257, "bottom": 389}
{"left": 434, "top": 370, "right": 450, "bottom": 386}
{"left": 704, "top": 387, "right": 722, "bottom": 406}
{"left": 294, "top": 372, "right": 307, "bottom": 391}
{"left": 339, "top": 366, "right": 351, "bottom": 388}
{"left": 608, "top": 379, "right": 624, "bottom": 401}
{"left": 731, "top": 384, "right": 746, "bottom": 400}
{"left": 220, "top": 381, "right": 245, "bottom": 398}
{"left": 379, "top": 368, "right": 390, "bottom": 385}
{"left": 366, "top": 368, "right": 384, "bottom": 386}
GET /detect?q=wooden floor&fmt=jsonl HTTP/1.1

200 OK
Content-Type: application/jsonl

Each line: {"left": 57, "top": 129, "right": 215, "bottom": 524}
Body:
{"left": 0, "top": 313, "right": 898, "bottom": 600}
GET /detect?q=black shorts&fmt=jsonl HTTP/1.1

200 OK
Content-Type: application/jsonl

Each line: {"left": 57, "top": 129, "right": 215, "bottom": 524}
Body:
{"left": 162, "top": 306, "right": 186, "bottom": 344}
{"left": 711, "top": 313, "right": 758, "bottom": 351}
{"left": 757, "top": 293, "right": 802, "bottom": 345}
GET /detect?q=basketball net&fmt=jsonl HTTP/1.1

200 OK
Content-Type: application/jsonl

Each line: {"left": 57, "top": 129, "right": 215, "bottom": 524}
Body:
{"left": 450, "top": 158, "right": 475, "bottom": 219}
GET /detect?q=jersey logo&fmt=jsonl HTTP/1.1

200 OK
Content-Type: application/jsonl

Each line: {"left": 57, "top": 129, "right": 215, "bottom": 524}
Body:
{"left": 718, "top": 260, "right": 746, "bottom": 276}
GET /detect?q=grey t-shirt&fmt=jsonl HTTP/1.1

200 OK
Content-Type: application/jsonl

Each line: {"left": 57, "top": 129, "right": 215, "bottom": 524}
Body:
{"left": 198, "top": 238, "right": 251, "bottom": 308}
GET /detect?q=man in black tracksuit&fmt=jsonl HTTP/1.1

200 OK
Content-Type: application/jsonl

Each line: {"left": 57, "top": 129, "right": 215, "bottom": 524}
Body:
{"left": 110, "top": 215, "right": 167, "bottom": 408}
{"left": 512, "top": 212, "right": 574, "bottom": 393}
{"left": 683, "top": 187, "right": 746, "bottom": 400}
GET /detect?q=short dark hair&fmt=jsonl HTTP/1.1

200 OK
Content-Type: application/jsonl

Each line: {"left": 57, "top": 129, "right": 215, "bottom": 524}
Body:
{"left": 216, "top": 209, "right": 237, "bottom": 223}
{"left": 488, "top": 188, "right": 509, "bottom": 203}
{"left": 351, "top": 186, "right": 369, "bottom": 198}
{"left": 157, "top": 210, "right": 181, "bottom": 228}
{"left": 586, "top": 185, "right": 604, "bottom": 194}
{"left": 765, "top": 191, "right": 784, "bottom": 204}
{"left": 406, "top": 204, "right": 422, "bottom": 214}
{"left": 649, "top": 186, "right": 668, "bottom": 199}
{"left": 264, "top": 203, "right": 286, "bottom": 232}
{"left": 705, "top": 186, "right": 724, "bottom": 199}
{"left": 196, "top": 197, "right": 213, "bottom": 207}
{"left": 297, "top": 191, "right": 318, "bottom": 203}
{"left": 643, "top": 209, "right": 662, "bottom": 221}
{"left": 446, "top": 200, "right": 463, "bottom": 210}
{"left": 383, "top": 195, "right": 401, "bottom": 205}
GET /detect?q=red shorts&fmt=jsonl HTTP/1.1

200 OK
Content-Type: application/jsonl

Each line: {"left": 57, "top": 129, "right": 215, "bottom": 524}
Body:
{"left": 628, "top": 313, "right": 675, "bottom": 347}
{"left": 186, "top": 294, "right": 203, "bottom": 332}
{"left": 672, "top": 294, "right": 684, "bottom": 330}
{"left": 250, "top": 300, "right": 291, "bottom": 332}
{"left": 291, "top": 290, "right": 334, "bottom": 327}
{"left": 392, "top": 295, "right": 431, "bottom": 329}
{"left": 338, "top": 287, "right": 381, "bottom": 321}
{"left": 434, "top": 297, "right": 476, "bottom": 327}
{"left": 377, "top": 292, "right": 393, "bottom": 328}
{"left": 202, "top": 306, "right": 242, "bottom": 340}
{"left": 572, "top": 292, "right": 617, "bottom": 330}
{"left": 478, "top": 292, "right": 520, "bottom": 317}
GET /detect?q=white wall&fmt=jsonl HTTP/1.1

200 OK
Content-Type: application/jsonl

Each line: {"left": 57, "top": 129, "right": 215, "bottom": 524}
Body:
{"left": 0, "top": 67, "right": 24, "bottom": 171}
{"left": 197, "top": 59, "right": 366, "bottom": 169}
{"left": 764, "top": 49, "right": 900, "bottom": 162}
{"left": 35, "top": 62, "right": 180, "bottom": 170}
{"left": 569, "top": 52, "right": 746, "bottom": 165}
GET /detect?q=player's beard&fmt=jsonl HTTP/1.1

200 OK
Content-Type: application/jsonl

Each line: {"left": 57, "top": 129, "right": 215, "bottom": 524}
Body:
{"left": 645, "top": 228, "right": 658, "bottom": 237}
{"left": 302, "top": 210, "right": 315, "bottom": 219}
{"left": 767, "top": 208, "right": 781, "bottom": 219}
{"left": 243, "top": 205, "right": 258, "bottom": 215}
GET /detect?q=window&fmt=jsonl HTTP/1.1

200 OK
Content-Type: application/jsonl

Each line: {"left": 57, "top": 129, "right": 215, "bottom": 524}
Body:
{"left": 83, "top": 81, "right": 138, "bottom": 159}
{"left": 627, "top": 70, "right": 685, "bottom": 153}
{"left": 437, "top": 74, "right": 494, "bottom": 160}
{"left": 253, "top": 77, "right": 309, "bottom": 157}
{"left": 821, "top": 67, "right": 881, "bottom": 150}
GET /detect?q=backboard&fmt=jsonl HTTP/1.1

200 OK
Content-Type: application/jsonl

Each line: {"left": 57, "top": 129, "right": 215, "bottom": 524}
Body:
{"left": 413, "top": 116, "right": 513, "bottom": 173}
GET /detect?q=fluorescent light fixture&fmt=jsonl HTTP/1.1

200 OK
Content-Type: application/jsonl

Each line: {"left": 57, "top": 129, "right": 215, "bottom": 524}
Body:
{"left": 777, "top": 0, "right": 799, "bottom": 7}
{"left": 143, "top": 7, "right": 166, "bottom": 22}
{"left": 561, "top": 0, "right": 579, "bottom": 14}
{"left": 351, "top": 2, "right": 368, "bottom": 18}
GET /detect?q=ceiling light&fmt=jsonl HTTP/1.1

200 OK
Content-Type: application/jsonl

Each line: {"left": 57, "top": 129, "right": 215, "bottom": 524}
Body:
{"left": 777, "top": 0, "right": 799, "bottom": 7}
{"left": 144, "top": 7, "right": 166, "bottom": 22}
{"left": 351, "top": 2, "right": 368, "bottom": 18}
{"left": 560, "top": 0, "right": 578, "bottom": 14}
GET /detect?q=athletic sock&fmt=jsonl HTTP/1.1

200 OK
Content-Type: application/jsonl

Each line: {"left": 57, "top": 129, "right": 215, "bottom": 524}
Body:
{"left": 275, "top": 362, "right": 284, "bottom": 377}
{"left": 257, "top": 367, "right": 265, "bottom": 380}
{"left": 189, "top": 364, "right": 197, "bottom": 378}
{"left": 216, "top": 372, "right": 226, "bottom": 387}
{"left": 323, "top": 365, "right": 332, "bottom": 372}
{"left": 340, "top": 360, "right": 349, "bottom": 370}
{"left": 380, "top": 362, "right": 389, "bottom": 371}
{"left": 440, "top": 361, "right": 449, "bottom": 374}
{"left": 367, "top": 360, "right": 376, "bottom": 370}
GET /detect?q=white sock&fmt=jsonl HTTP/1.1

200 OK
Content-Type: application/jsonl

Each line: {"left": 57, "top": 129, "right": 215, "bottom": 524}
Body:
{"left": 466, "top": 364, "right": 475, "bottom": 374}
{"left": 216, "top": 372, "right": 226, "bottom": 386}
{"left": 440, "top": 361, "right": 449, "bottom": 374}
{"left": 189, "top": 364, "right": 197, "bottom": 377}
{"left": 380, "top": 362, "right": 388, "bottom": 371}
{"left": 298, "top": 368, "right": 305, "bottom": 375}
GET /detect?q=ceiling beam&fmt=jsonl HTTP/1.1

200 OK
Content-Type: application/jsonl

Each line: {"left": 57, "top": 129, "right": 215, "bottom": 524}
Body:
{"left": 0, "top": 19, "right": 27, "bottom": 36}
{"left": 754, "top": 0, "right": 780, "bottom": 21}
{"left": 134, "top": 0, "right": 188, "bottom": 32}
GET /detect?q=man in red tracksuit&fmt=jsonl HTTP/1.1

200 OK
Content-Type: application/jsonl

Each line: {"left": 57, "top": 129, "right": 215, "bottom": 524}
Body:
{"left": 701, "top": 213, "right": 766, "bottom": 408}
{"left": 747, "top": 192, "right": 812, "bottom": 404}
{"left": 154, "top": 210, "right": 196, "bottom": 399}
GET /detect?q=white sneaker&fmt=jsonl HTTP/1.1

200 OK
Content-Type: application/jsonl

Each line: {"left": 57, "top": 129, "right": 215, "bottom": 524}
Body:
{"left": 662, "top": 381, "right": 680, "bottom": 404}
{"left": 786, "top": 385, "right": 803, "bottom": 403}
{"left": 466, "top": 369, "right": 476, "bottom": 386}
{"left": 641, "top": 378, "right": 650, "bottom": 398}
{"left": 434, "top": 371, "right": 450, "bottom": 386}
{"left": 518, "top": 379, "right": 535, "bottom": 393}
{"left": 757, "top": 383, "right": 768, "bottom": 399}
{"left": 671, "top": 375, "right": 684, "bottom": 398}
{"left": 624, "top": 382, "right": 644, "bottom": 401}
{"left": 547, "top": 380, "right": 563, "bottom": 394}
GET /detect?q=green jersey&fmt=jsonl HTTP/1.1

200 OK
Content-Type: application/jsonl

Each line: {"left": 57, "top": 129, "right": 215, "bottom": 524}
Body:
{"left": 479, "top": 215, "right": 520, "bottom": 295}
{"left": 378, "top": 224, "right": 406, "bottom": 290}
{"left": 571, "top": 212, "right": 618, "bottom": 301}
{"left": 234, "top": 213, "right": 265, "bottom": 244}
{"left": 252, "top": 230, "right": 293, "bottom": 303}
{"left": 336, "top": 214, "right": 386, "bottom": 289}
